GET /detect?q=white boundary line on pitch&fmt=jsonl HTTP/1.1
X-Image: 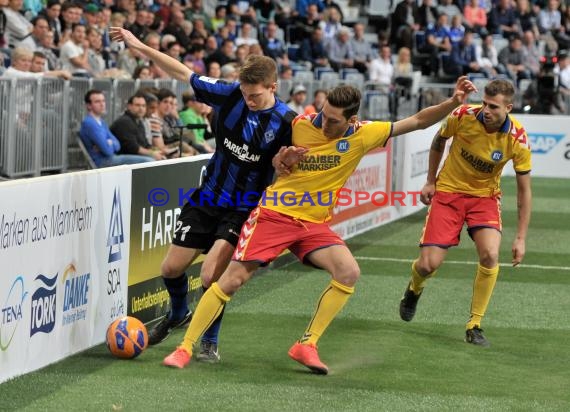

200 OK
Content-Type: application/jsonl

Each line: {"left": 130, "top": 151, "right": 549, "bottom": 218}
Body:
{"left": 355, "top": 256, "right": 570, "bottom": 271}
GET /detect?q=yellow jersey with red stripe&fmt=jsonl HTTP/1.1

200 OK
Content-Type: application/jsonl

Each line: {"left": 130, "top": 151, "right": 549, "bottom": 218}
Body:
{"left": 261, "top": 113, "right": 392, "bottom": 223}
{"left": 437, "top": 105, "right": 532, "bottom": 197}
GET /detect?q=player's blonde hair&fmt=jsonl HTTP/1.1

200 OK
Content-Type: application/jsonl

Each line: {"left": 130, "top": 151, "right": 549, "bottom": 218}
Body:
{"left": 238, "top": 55, "right": 277, "bottom": 87}
{"left": 485, "top": 79, "right": 515, "bottom": 104}
{"left": 327, "top": 85, "right": 361, "bottom": 119}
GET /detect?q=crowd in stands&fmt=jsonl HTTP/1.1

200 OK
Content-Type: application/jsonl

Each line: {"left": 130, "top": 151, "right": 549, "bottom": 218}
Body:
{"left": 2, "top": 0, "right": 570, "bottom": 138}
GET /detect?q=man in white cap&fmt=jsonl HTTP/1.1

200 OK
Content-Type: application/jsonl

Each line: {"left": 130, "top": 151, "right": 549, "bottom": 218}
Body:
{"left": 287, "top": 84, "right": 308, "bottom": 114}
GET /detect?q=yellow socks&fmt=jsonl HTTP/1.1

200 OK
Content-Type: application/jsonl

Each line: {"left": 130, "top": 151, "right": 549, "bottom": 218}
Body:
{"left": 180, "top": 282, "right": 230, "bottom": 353}
{"left": 409, "top": 260, "right": 434, "bottom": 295}
{"left": 467, "top": 264, "right": 499, "bottom": 330}
{"left": 299, "top": 279, "right": 354, "bottom": 346}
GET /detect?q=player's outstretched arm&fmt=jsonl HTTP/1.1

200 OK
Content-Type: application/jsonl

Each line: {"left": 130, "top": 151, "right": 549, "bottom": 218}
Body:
{"left": 391, "top": 76, "right": 476, "bottom": 137}
{"left": 512, "top": 172, "right": 531, "bottom": 266}
{"left": 109, "top": 27, "right": 193, "bottom": 83}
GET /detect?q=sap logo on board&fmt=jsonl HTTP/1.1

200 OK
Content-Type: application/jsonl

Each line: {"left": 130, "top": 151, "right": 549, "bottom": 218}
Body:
{"left": 528, "top": 133, "right": 565, "bottom": 154}
{"left": 30, "top": 273, "right": 57, "bottom": 337}
{"left": 107, "top": 188, "right": 124, "bottom": 263}
{"left": 61, "top": 263, "right": 90, "bottom": 326}
{"left": 0, "top": 276, "right": 28, "bottom": 351}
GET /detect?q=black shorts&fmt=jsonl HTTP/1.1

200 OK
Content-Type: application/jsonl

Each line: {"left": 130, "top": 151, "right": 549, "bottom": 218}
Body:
{"left": 172, "top": 204, "right": 250, "bottom": 252}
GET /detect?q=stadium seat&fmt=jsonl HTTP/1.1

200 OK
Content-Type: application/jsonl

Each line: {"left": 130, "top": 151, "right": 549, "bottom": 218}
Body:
{"left": 77, "top": 135, "right": 96, "bottom": 169}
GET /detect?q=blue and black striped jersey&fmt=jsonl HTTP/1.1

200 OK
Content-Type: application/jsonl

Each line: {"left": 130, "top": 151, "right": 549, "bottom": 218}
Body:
{"left": 189, "top": 74, "right": 295, "bottom": 211}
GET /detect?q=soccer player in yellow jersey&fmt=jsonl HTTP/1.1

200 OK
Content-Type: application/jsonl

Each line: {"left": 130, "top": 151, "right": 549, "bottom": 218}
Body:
{"left": 163, "top": 77, "right": 477, "bottom": 373}
{"left": 399, "top": 79, "right": 532, "bottom": 347}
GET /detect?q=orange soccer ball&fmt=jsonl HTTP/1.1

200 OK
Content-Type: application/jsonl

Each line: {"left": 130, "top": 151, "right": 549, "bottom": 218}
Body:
{"left": 106, "top": 316, "right": 148, "bottom": 359}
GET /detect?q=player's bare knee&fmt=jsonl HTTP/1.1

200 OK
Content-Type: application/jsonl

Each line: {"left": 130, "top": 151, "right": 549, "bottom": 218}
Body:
{"left": 332, "top": 263, "right": 360, "bottom": 286}
{"left": 160, "top": 259, "right": 185, "bottom": 279}
{"left": 416, "top": 256, "right": 440, "bottom": 275}
{"left": 479, "top": 250, "right": 499, "bottom": 268}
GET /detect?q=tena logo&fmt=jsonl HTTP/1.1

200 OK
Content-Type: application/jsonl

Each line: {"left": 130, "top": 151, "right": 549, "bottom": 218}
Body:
{"left": 1, "top": 276, "right": 27, "bottom": 351}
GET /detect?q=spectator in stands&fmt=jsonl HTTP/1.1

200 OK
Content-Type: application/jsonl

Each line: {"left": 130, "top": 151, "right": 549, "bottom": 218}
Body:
{"left": 419, "top": 13, "right": 452, "bottom": 76}
{"left": 3, "top": 0, "right": 34, "bottom": 49}
{"left": 294, "top": 0, "right": 325, "bottom": 19}
{"left": 249, "top": 43, "right": 264, "bottom": 56}
{"left": 235, "top": 22, "right": 259, "bottom": 48}
{"left": 133, "top": 64, "right": 152, "bottom": 80}
{"left": 319, "top": 6, "right": 342, "bottom": 45}
{"left": 260, "top": 21, "right": 289, "bottom": 67}
{"left": 36, "top": 30, "right": 59, "bottom": 70}
{"left": 350, "top": 23, "right": 376, "bottom": 73}
{"left": 179, "top": 91, "right": 215, "bottom": 153}
{"left": 521, "top": 30, "right": 541, "bottom": 78}
{"left": 476, "top": 33, "right": 499, "bottom": 77}
{"left": 390, "top": 0, "right": 420, "bottom": 51}
{"left": 41, "top": 0, "right": 62, "bottom": 46}
{"left": 165, "top": 41, "right": 183, "bottom": 62}
{"left": 303, "top": 88, "right": 327, "bottom": 114}
{"left": 2, "top": 47, "right": 70, "bottom": 78}
{"left": 221, "top": 63, "right": 239, "bottom": 82}
{"left": 58, "top": 2, "right": 83, "bottom": 45}
{"left": 369, "top": 45, "right": 394, "bottom": 91}
{"left": 207, "top": 60, "right": 221, "bottom": 78}
{"left": 184, "top": 0, "right": 214, "bottom": 33}
{"left": 498, "top": 34, "right": 532, "bottom": 85}
{"left": 60, "top": 23, "right": 92, "bottom": 77}
{"left": 24, "top": 15, "right": 51, "bottom": 51}
{"left": 394, "top": 46, "right": 414, "bottom": 80}
{"left": 416, "top": 0, "right": 438, "bottom": 31}
{"left": 110, "top": 94, "right": 165, "bottom": 161}
{"left": 448, "top": 14, "right": 465, "bottom": 46}
{"left": 184, "top": 44, "right": 207, "bottom": 74}
{"left": 538, "top": 0, "right": 570, "bottom": 50}
{"left": 83, "top": 4, "right": 101, "bottom": 30}
{"left": 438, "top": 0, "right": 460, "bottom": 20}
{"left": 487, "top": 0, "right": 518, "bottom": 38}
{"left": 204, "top": 35, "right": 218, "bottom": 56}
{"left": 30, "top": 50, "right": 46, "bottom": 72}
{"left": 129, "top": 7, "right": 151, "bottom": 42}
{"left": 515, "top": 0, "right": 539, "bottom": 39}
{"left": 206, "top": 38, "right": 236, "bottom": 67}
{"left": 189, "top": 17, "right": 209, "bottom": 45}
{"left": 154, "top": 87, "right": 198, "bottom": 155}
{"left": 299, "top": 27, "right": 330, "bottom": 69}
{"left": 557, "top": 50, "right": 570, "bottom": 92}
{"left": 463, "top": 0, "right": 487, "bottom": 36}
{"left": 294, "top": 3, "right": 323, "bottom": 44}
{"left": 280, "top": 65, "right": 293, "bottom": 80}
{"left": 254, "top": 0, "right": 277, "bottom": 25}
{"left": 79, "top": 90, "right": 154, "bottom": 168}
{"left": 86, "top": 26, "right": 108, "bottom": 77}
{"left": 211, "top": 5, "right": 226, "bottom": 32}
{"left": 227, "top": 0, "right": 257, "bottom": 25}
{"left": 326, "top": 26, "right": 355, "bottom": 72}
{"left": 163, "top": 10, "right": 191, "bottom": 53}
{"left": 287, "top": 83, "right": 308, "bottom": 113}
{"left": 444, "top": 30, "right": 485, "bottom": 77}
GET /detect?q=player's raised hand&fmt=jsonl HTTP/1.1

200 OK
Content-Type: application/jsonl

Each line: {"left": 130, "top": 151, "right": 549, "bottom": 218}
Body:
{"left": 110, "top": 27, "right": 145, "bottom": 52}
{"left": 272, "top": 146, "right": 308, "bottom": 176}
{"left": 420, "top": 182, "right": 436, "bottom": 205}
{"left": 451, "top": 76, "right": 477, "bottom": 104}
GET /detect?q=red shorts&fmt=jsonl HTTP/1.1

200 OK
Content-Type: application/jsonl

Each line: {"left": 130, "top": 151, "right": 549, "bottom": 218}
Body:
{"left": 420, "top": 191, "right": 501, "bottom": 248}
{"left": 233, "top": 207, "right": 346, "bottom": 266}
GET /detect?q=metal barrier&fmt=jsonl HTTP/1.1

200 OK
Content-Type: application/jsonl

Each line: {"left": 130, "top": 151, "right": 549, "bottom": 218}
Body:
{"left": 2, "top": 75, "right": 550, "bottom": 178}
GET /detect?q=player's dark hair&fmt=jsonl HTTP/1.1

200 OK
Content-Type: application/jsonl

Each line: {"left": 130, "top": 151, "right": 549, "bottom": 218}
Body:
{"left": 238, "top": 55, "right": 277, "bottom": 86}
{"left": 327, "top": 85, "right": 361, "bottom": 119}
{"left": 485, "top": 79, "right": 515, "bottom": 104}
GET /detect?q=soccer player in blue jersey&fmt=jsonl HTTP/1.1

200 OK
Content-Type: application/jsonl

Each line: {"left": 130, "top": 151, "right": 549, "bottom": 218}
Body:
{"left": 110, "top": 27, "right": 298, "bottom": 361}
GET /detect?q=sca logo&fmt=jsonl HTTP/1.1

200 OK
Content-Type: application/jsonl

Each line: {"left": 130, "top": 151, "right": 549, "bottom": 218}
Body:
{"left": 336, "top": 140, "right": 350, "bottom": 153}
{"left": 61, "top": 263, "right": 90, "bottom": 326}
{"left": 30, "top": 273, "right": 57, "bottom": 337}
{"left": 107, "top": 187, "right": 124, "bottom": 263}
{"left": 528, "top": 133, "right": 565, "bottom": 154}
{"left": 1, "top": 276, "right": 27, "bottom": 351}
